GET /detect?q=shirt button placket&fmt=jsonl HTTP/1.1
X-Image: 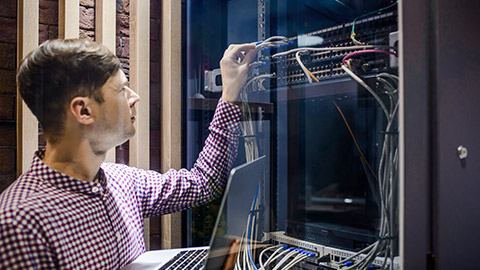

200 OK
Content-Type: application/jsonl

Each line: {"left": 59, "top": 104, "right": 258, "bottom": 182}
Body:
{"left": 92, "top": 186, "right": 102, "bottom": 194}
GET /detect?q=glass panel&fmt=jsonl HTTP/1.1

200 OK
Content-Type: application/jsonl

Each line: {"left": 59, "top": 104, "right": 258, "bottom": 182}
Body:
{"left": 183, "top": 0, "right": 399, "bottom": 268}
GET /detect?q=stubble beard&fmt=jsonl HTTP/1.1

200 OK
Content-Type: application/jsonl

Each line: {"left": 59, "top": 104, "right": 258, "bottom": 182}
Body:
{"left": 90, "top": 123, "right": 136, "bottom": 157}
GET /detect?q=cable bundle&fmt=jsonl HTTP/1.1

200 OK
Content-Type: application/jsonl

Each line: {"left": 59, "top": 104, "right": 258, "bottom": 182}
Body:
{"left": 334, "top": 68, "right": 399, "bottom": 270}
{"left": 236, "top": 25, "right": 399, "bottom": 267}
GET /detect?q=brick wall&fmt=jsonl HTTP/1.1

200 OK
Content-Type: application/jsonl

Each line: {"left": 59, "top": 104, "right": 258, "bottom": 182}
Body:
{"left": 39, "top": 0, "right": 58, "bottom": 44}
{"left": 114, "top": 0, "right": 164, "bottom": 249}
{"left": 0, "top": 0, "right": 17, "bottom": 192}
{"left": 80, "top": 0, "right": 95, "bottom": 39}
{"left": 115, "top": 0, "right": 131, "bottom": 164}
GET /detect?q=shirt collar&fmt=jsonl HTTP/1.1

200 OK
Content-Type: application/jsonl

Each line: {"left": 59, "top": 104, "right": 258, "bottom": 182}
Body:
{"left": 30, "top": 150, "right": 107, "bottom": 196}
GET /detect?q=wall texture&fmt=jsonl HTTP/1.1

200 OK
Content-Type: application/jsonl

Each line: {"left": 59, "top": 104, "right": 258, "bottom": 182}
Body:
{"left": 0, "top": 0, "right": 164, "bottom": 249}
{"left": 0, "top": 0, "right": 17, "bottom": 192}
{"left": 149, "top": 0, "right": 162, "bottom": 249}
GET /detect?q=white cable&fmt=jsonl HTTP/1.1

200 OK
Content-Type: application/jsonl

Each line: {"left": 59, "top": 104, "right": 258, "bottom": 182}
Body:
{"left": 235, "top": 228, "right": 248, "bottom": 269}
{"left": 264, "top": 248, "right": 290, "bottom": 268}
{"left": 335, "top": 71, "right": 399, "bottom": 269}
{"left": 283, "top": 253, "right": 310, "bottom": 270}
{"left": 256, "top": 36, "right": 292, "bottom": 50}
{"left": 272, "top": 249, "right": 298, "bottom": 270}
{"left": 261, "top": 246, "right": 285, "bottom": 269}
{"left": 259, "top": 245, "right": 283, "bottom": 270}
{"left": 263, "top": 36, "right": 291, "bottom": 43}
{"left": 339, "top": 242, "right": 377, "bottom": 264}
{"left": 377, "top": 73, "right": 399, "bottom": 83}
{"left": 341, "top": 65, "right": 389, "bottom": 119}
{"left": 272, "top": 45, "right": 393, "bottom": 58}
{"left": 295, "top": 51, "right": 313, "bottom": 83}
{"left": 245, "top": 74, "right": 275, "bottom": 92}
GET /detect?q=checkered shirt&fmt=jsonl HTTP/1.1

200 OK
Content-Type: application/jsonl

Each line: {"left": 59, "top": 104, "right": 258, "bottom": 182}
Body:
{"left": 0, "top": 99, "right": 241, "bottom": 269}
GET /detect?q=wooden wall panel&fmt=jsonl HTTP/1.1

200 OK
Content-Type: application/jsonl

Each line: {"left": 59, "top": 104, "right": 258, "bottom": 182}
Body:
{"left": 58, "top": 0, "right": 79, "bottom": 39}
{"left": 95, "top": 0, "right": 117, "bottom": 163}
{"left": 17, "top": 0, "right": 39, "bottom": 175}
{"left": 130, "top": 0, "right": 151, "bottom": 250}
{"left": 160, "top": 0, "right": 182, "bottom": 250}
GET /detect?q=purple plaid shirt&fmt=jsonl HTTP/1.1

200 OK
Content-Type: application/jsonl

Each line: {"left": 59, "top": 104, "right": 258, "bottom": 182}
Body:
{"left": 0, "top": 99, "right": 241, "bottom": 269}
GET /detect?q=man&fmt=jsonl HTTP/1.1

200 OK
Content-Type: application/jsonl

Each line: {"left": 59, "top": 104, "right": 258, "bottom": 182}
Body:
{"left": 0, "top": 39, "right": 256, "bottom": 269}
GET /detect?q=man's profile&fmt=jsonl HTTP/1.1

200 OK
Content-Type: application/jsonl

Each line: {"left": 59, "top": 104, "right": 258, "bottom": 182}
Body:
{"left": 0, "top": 38, "right": 255, "bottom": 269}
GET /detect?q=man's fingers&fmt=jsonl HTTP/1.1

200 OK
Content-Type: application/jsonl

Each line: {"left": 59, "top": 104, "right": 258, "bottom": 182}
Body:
{"left": 224, "top": 43, "right": 256, "bottom": 61}
{"left": 242, "top": 48, "right": 256, "bottom": 66}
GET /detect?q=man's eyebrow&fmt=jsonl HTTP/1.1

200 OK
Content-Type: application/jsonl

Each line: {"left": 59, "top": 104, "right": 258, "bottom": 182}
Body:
{"left": 119, "top": 79, "right": 128, "bottom": 87}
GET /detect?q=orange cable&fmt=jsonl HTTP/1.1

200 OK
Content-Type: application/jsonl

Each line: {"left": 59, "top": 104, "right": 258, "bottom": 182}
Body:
{"left": 332, "top": 100, "right": 378, "bottom": 182}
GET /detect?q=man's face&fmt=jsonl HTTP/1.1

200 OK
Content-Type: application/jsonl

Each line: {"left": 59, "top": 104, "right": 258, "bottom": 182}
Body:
{"left": 90, "top": 69, "right": 140, "bottom": 153}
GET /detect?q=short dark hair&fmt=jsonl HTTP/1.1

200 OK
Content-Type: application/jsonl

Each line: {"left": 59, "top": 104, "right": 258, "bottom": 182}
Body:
{"left": 17, "top": 38, "right": 121, "bottom": 141}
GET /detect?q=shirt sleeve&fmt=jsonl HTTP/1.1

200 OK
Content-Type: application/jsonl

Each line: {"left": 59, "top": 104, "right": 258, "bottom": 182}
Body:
{"left": 0, "top": 219, "right": 56, "bottom": 269}
{"left": 122, "top": 99, "right": 242, "bottom": 217}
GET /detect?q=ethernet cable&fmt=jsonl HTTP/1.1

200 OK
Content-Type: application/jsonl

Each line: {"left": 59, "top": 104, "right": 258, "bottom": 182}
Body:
{"left": 239, "top": 90, "right": 259, "bottom": 162}
{"left": 347, "top": 110, "right": 398, "bottom": 269}
{"left": 341, "top": 65, "right": 389, "bottom": 118}
{"left": 342, "top": 49, "right": 398, "bottom": 66}
{"left": 271, "top": 45, "right": 394, "bottom": 58}
{"left": 246, "top": 187, "right": 260, "bottom": 270}
{"left": 295, "top": 50, "right": 319, "bottom": 83}
{"left": 350, "top": 1, "right": 399, "bottom": 45}
{"left": 283, "top": 252, "right": 311, "bottom": 270}
{"left": 256, "top": 36, "right": 294, "bottom": 51}
{"left": 271, "top": 248, "right": 299, "bottom": 270}
{"left": 262, "top": 247, "right": 292, "bottom": 269}
{"left": 245, "top": 74, "right": 276, "bottom": 92}
{"left": 332, "top": 100, "right": 378, "bottom": 182}
{"left": 259, "top": 245, "right": 283, "bottom": 269}
{"left": 338, "top": 61, "right": 399, "bottom": 269}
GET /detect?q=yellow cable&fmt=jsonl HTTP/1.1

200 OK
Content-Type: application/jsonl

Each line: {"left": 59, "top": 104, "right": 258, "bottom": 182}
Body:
{"left": 306, "top": 69, "right": 320, "bottom": 82}
{"left": 332, "top": 100, "right": 378, "bottom": 182}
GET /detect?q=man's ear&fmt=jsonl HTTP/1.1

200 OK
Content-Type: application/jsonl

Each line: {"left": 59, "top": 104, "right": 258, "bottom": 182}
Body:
{"left": 70, "top": 97, "right": 94, "bottom": 125}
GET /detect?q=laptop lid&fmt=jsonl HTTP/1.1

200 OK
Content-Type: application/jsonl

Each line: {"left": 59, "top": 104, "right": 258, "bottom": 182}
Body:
{"left": 204, "top": 155, "right": 267, "bottom": 270}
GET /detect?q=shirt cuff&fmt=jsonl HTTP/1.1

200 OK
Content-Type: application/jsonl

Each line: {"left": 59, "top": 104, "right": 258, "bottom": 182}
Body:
{"left": 210, "top": 98, "right": 242, "bottom": 133}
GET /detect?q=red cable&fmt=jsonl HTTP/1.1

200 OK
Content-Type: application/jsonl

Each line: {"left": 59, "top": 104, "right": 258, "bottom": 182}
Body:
{"left": 342, "top": 49, "right": 398, "bottom": 65}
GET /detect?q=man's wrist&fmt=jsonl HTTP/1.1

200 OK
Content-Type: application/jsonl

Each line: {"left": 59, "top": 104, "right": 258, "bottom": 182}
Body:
{"left": 221, "top": 94, "right": 242, "bottom": 106}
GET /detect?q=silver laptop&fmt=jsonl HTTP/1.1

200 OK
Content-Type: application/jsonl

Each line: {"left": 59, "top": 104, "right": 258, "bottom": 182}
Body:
{"left": 122, "top": 156, "right": 266, "bottom": 270}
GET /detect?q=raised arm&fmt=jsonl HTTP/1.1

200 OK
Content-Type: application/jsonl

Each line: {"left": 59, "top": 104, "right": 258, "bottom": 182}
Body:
{"left": 105, "top": 43, "right": 256, "bottom": 217}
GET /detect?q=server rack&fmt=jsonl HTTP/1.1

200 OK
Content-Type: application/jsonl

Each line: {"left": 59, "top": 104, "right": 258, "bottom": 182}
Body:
{"left": 182, "top": 1, "right": 401, "bottom": 269}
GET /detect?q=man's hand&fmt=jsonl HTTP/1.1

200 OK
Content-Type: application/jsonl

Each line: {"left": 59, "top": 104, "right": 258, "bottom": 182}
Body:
{"left": 220, "top": 43, "right": 256, "bottom": 103}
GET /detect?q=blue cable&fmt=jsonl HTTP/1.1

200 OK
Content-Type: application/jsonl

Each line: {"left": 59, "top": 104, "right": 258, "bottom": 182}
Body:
{"left": 247, "top": 185, "right": 260, "bottom": 269}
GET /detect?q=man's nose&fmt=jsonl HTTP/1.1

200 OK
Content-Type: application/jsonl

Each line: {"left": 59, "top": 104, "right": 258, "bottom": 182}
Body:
{"left": 126, "top": 86, "right": 140, "bottom": 107}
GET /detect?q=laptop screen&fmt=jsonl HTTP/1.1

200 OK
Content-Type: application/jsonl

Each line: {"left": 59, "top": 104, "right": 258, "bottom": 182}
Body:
{"left": 204, "top": 156, "right": 267, "bottom": 270}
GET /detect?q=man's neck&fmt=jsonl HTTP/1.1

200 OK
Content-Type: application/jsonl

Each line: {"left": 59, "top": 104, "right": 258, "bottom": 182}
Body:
{"left": 42, "top": 139, "right": 106, "bottom": 182}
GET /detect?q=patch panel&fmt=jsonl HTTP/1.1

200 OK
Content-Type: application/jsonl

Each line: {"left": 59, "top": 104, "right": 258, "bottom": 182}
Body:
{"left": 265, "top": 231, "right": 400, "bottom": 270}
{"left": 257, "top": 11, "right": 397, "bottom": 88}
